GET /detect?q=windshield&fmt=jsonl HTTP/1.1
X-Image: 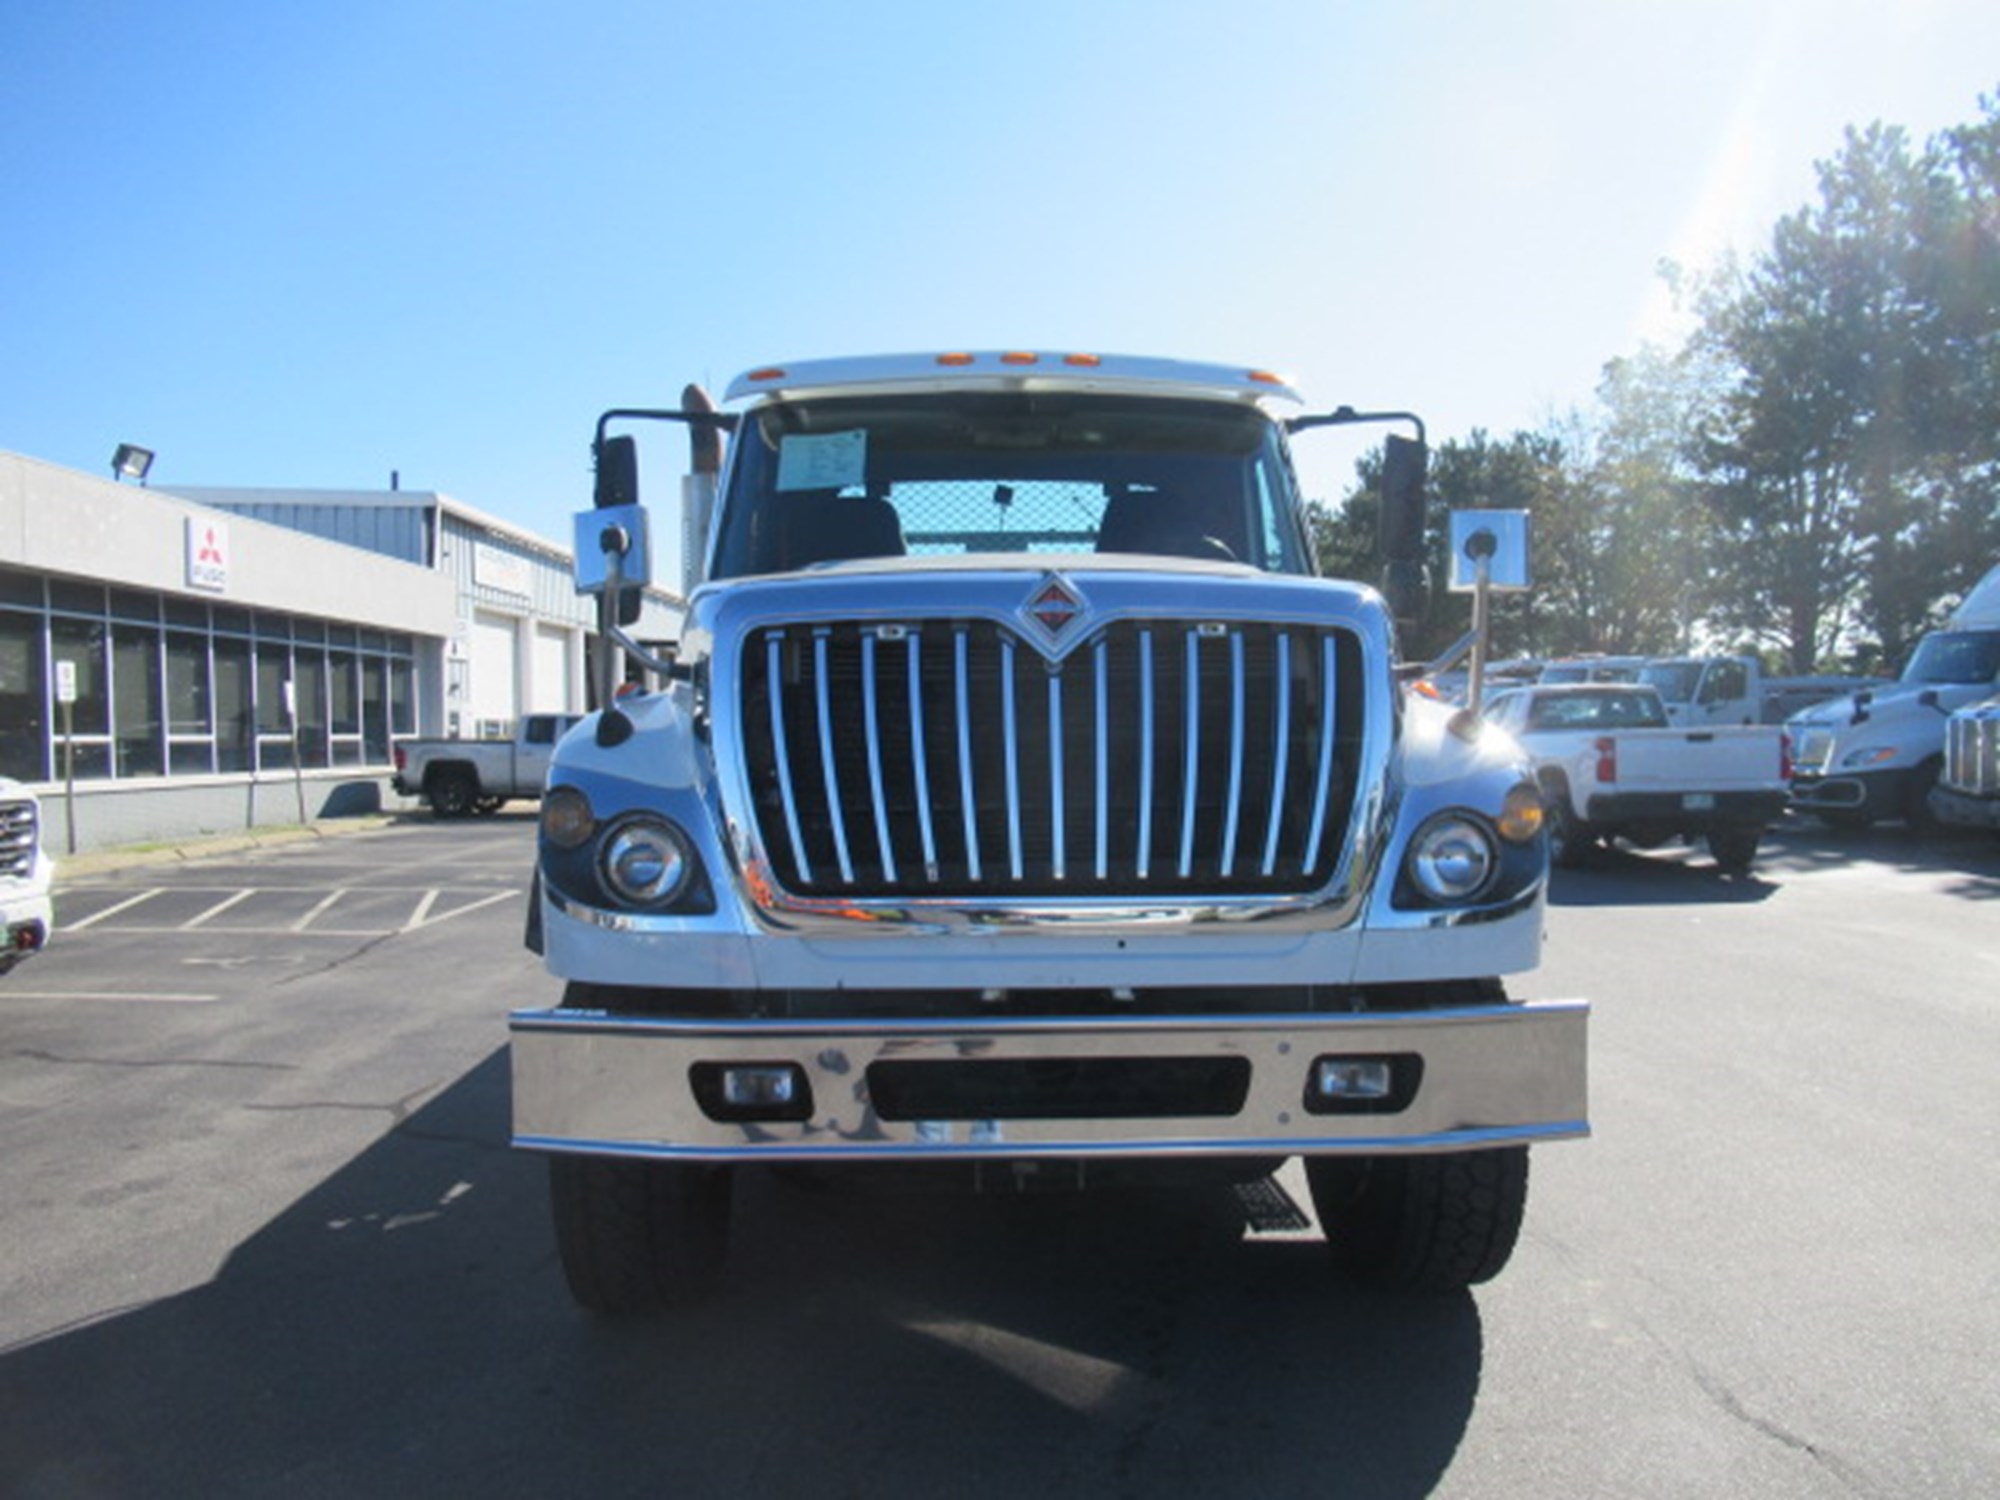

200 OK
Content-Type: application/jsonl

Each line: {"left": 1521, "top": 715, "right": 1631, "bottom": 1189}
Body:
{"left": 1902, "top": 629, "right": 2000, "bottom": 686}
{"left": 711, "top": 393, "right": 1311, "bottom": 580}
{"left": 1638, "top": 662, "right": 1700, "bottom": 703}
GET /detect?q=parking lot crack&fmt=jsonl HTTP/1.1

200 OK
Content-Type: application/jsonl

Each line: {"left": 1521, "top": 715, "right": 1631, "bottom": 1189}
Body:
{"left": 10, "top": 1048, "right": 295, "bottom": 1074}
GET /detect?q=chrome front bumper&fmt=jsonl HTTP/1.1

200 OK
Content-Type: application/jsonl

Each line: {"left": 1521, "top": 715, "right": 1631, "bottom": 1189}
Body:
{"left": 510, "top": 1000, "right": 1589, "bottom": 1162}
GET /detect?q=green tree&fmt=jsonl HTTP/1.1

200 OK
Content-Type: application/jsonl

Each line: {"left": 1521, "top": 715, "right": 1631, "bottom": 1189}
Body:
{"left": 1695, "top": 100, "right": 2000, "bottom": 670}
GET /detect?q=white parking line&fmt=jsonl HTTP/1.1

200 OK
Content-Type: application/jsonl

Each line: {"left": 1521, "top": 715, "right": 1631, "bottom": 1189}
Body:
{"left": 3, "top": 990, "right": 220, "bottom": 1004}
{"left": 64, "top": 889, "right": 167, "bottom": 932}
{"left": 291, "top": 889, "right": 350, "bottom": 931}
{"left": 404, "top": 889, "right": 520, "bottom": 930}
{"left": 182, "top": 890, "right": 255, "bottom": 929}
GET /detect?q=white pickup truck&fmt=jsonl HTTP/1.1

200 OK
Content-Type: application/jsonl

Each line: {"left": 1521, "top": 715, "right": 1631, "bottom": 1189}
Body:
{"left": 1483, "top": 683, "right": 1790, "bottom": 873}
{"left": 391, "top": 713, "right": 582, "bottom": 817}
{"left": 0, "top": 777, "right": 54, "bottom": 972}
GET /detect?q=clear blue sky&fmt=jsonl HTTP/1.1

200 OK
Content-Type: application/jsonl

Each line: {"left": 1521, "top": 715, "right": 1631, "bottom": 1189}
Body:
{"left": 5, "top": 0, "right": 1996, "bottom": 580}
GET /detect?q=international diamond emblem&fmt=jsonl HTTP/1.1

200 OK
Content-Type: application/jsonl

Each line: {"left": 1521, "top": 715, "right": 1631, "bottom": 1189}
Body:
{"left": 1025, "top": 574, "right": 1084, "bottom": 642}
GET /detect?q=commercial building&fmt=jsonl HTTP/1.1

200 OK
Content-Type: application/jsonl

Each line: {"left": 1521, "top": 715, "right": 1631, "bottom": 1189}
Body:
{"left": 0, "top": 450, "right": 676, "bottom": 853}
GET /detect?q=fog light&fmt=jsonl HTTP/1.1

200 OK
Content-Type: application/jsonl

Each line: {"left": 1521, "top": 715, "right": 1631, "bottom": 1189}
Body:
{"left": 1313, "top": 1058, "right": 1394, "bottom": 1100}
{"left": 1303, "top": 1053, "right": 1419, "bottom": 1115}
{"left": 723, "top": 1065, "right": 798, "bottom": 1108}
{"left": 689, "top": 1061, "right": 814, "bottom": 1123}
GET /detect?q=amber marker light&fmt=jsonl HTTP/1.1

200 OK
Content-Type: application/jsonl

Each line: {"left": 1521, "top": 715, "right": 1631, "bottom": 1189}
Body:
{"left": 936, "top": 352, "right": 976, "bottom": 366}
{"left": 1497, "top": 783, "right": 1545, "bottom": 843}
{"left": 1000, "top": 351, "right": 1040, "bottom": 365}
{"left": 746, "top": 367, "right": 787, "bottom": 383}
{"left": 1247, "top": 369, "right": 1286, "bottom": 386}
{"left": 1063, "top": 353, "right": 1103, "bottom": 367}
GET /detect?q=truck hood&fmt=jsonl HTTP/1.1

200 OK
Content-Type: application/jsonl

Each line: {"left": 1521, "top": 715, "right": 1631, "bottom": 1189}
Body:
{"left": 1788, "top": 680, "right": 1985, "bottom": 732}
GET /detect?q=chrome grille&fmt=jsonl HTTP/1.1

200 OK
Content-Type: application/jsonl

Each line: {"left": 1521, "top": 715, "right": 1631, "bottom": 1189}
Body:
{"left": 0, "top": 800, "right": 38, "bottom": 879}
{"left": 1942, "top": 708, "right": 2000, "bottom": 796}
{"left": 738, "top": 619, "right": 1364, "bottom": 898}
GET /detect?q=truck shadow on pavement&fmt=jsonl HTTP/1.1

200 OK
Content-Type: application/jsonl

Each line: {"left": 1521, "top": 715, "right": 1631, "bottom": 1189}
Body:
{"left": 1549, "top": 819, "right": 2000, "bottom": 906}
{"left": 0, "top": 1049, "right": 1485, "bottom": 1500}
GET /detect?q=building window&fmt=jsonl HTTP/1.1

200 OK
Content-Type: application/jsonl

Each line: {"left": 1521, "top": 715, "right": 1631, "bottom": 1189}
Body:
{"left": 0, "top": 610, "right": 47, "bottom": 781}
{"left": 215, "top": 636, "right": 254, "bottom": 773}
{"left": 0, "top": 582, "right": 419, "bottom": 785}
{"left": 167, "top": 630, "right": 215, "bottom": 775}
{"left": 112, "top": 623, "right": 164, "bottom": 777}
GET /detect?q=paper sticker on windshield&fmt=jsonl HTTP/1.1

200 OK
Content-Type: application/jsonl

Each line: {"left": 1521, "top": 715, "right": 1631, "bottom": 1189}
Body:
{"left": 777, "top": 429, "right": 867, "bottom": 492}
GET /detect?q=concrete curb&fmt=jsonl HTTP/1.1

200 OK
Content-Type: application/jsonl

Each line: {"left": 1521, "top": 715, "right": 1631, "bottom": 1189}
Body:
{"left": 54, "top": 815, "right": 408, "bottom": 885}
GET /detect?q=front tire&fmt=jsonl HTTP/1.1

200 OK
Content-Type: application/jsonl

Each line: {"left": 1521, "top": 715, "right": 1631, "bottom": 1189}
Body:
{"left": 549, "top": 1156, "right": 733, "bottom": 1316}
{"left": 1306, "top": 1147, "right": 1529, "bottom": 1292}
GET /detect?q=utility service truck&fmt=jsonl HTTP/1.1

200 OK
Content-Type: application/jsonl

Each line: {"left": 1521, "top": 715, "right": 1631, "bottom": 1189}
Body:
{"left": 510, "top": 352, "right": 1590, "bottom": 1315}
{"left": 1636, "top": 655, "right": 1881, "bottom": 728}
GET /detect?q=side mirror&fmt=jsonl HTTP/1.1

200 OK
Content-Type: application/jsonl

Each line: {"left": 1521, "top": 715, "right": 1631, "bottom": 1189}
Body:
{"left": 589, "top": 436, "right": 645, "bottom": 624}
{"left": 595, "top": 434, "right": 639, "bottom": 510}
{"left": 1378, "top": 434, "right": 1429, "bottom": 624}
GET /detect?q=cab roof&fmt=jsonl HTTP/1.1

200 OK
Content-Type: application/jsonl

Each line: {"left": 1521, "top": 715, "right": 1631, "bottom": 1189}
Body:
{"left": 721, "top": 351, "right": 1304, "bottom": 408}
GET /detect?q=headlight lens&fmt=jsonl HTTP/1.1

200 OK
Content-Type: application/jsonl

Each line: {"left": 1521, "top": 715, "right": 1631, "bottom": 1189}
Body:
{"left": 1839, "top": 746, "right": 1899, "bottom": 770}
{"left": 541, "top": 785, "right": 597, "bottom": 849}
{"left": 597, "top": 817, "right": 692, "bottom": 906}
{"left": 1408, "top": 815, "right": 1498, "bottom": 902}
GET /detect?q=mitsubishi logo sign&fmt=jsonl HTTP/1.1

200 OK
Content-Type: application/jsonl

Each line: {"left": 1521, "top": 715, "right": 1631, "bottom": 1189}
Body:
{"left": 185, "top": 516, "right": 230, "bottom": 593}
{"left": 1018, "top": 573, "right": 1090, "bottom": 661}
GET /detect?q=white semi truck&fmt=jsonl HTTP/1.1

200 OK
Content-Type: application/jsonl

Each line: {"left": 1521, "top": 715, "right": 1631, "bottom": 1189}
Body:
{"left": 1788, "top": 563, "right": 2000, "bottom": 829}
{"left": 510, "top": 352, "right": 1590, "bottom": 1314}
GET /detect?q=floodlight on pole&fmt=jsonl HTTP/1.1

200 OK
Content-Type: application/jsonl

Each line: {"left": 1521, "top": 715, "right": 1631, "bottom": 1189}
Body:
{"left": 111, "top": 444, "right": 155, "bottom": 485}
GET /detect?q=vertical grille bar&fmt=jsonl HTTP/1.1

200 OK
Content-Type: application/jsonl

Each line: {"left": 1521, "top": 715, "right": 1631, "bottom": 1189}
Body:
{"left": 766, "top": 633, "right": 814, "bottom": 885}
{"left": 1260, "top": 632, "right": 1293, "bottom": 877}
{"left": 955, "top": 630, "right": 982, "bottom": 882}
{"left": 1048, "top": 670, "right": 1066, "bottom": 881}
{"left": 1302, "top": 633, "right": 1338, "bottom": 874}
{"left": 1178, "top": 631, "right": 1201, "bottom": 880}
{"left": 1220, "top": 631, "right": 1246, "bottom": 877}
{"left": 861, "top": 633, "right": 898, "bottom": 885}
{"left": 814, "top": 632, "right": 855, "bottom": 885}
{"left": 1093, "top": 639, "right": 1109, "bottom": 882}
{"left": 908, "top": 633, "right": 939, "bottom": 881}
{"left": 1137, "top": 629, "right": 1156, "bottom": 879}
{"left": 1002, "top": 636, "right": 1023, "bottom": 881}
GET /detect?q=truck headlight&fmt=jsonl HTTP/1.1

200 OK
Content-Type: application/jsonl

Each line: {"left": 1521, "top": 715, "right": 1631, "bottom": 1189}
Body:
{"left": 597, "top": 816, "right": 694, "bottom": 907}
{"left": 541, "top": 785, "right": 597, "bottom": 849}
{"left": 1407, "top": 814, "right": 1498, "bottom": 903}
{"left": 1839, "top": 746, "right": 1899, "bottom": 770}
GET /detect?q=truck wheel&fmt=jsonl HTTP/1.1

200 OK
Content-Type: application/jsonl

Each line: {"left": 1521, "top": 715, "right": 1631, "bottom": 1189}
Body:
{"left": 427, "top": 769, "right": 478, "bottom": 818}
{"left": 549, "top": 1155, "right": 733, "bottom": 1316}
{"left": 1306, "top": 1146, "right": 1529, "bottom": 1292}
{"left": 1544, "top": 800, "right": 1592, "bottom": 868}
{"left": 1707, "top": 825, "right": 1762, "bottom": 875}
